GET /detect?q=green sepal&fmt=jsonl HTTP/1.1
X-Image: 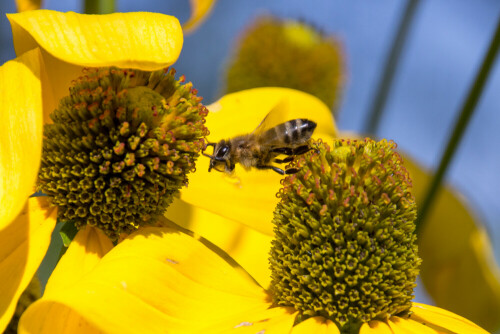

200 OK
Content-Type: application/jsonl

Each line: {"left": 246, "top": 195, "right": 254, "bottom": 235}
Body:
{"left": 59, "top": 220, "right": 78, "bottom": 247}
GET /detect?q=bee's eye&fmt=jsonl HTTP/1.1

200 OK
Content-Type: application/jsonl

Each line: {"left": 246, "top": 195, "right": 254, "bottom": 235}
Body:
{"left": 216, "top": 145, "right": 229, "bottom": 158}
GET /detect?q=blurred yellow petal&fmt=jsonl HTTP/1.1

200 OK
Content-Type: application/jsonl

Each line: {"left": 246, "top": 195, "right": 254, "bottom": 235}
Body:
{"left": 15, "top": 0, "right": 41, "bottom": 12}
{"left": 0, "top": 196, "right": 56, "bottom": 332}
{"left": 183, "top": 0, "right": 216, "bottom": 34}
{"left": 182, "top": 87, "right": 336, "bottom": 236}
{"left": 44, "top": 225, "right": 113, "bottom": 296}
{"left": 405, "top": 155, "right": 500, "bottom": 331}
{"left": 0, "top": 48, "right": 42, "bottom": 230}
{"left": 7, "top": 10, "right": 183, "bottom": 118}
{"left": 410, "top": 303, "right": 489, "bottom": 334}
{"left": 22, "top": 227, "right": 272, "bottom": 333}
{"left": 360, "top": 321, "right": 393, "bottom": 334}
{"left": 291, "top": 317, "right": 340, "bottom": 334}
{"left": 165, "top": 199, "right": 273, "bottom": 288}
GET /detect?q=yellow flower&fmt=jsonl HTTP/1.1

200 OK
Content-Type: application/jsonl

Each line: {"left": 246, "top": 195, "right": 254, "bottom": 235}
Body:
{"left": 177, "top": 88, "right": 500, "bottom": 330}
{"left": 18, "top": 88, "right": 488, "bottom": 333}
{"left": 0, "top": 9, "right": 186, "bottom": 331}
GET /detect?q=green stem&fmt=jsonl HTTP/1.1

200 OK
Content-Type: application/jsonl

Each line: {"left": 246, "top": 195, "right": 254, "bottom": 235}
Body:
{"left": 363, "top": 0, "right": 420, "bottom": 135}
{"left": 415, "top": 16, "right": 500, "bottom": 232}
{"left": 84, "top": 0, "right": 116, "bottom": 14}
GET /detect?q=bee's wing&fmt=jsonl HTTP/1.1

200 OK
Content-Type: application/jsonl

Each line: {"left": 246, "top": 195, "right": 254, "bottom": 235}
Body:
{"left": 252, "top": 99, "right": 291, "bottom": 136}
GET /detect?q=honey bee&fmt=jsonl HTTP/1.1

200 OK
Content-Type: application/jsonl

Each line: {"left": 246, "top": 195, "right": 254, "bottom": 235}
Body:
{"left": 203, "top": 103, "right": 317, "bottom": 175}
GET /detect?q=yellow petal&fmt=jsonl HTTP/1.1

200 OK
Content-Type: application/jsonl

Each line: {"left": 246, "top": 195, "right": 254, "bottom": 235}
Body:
{"left": 200, "top": 306, "right": 297, "bottom": 333}
{"left": 101, "top": 227, "right": 265, "bottom": 299}
{"left": 7, "top": 10, "right": 184, "bottom": 119}
{"left": 165, "top": 199, "right": 273, "bottom": 288}
{"left": 0, "top": 196, "right": 56, "bottom": 332}
{"left": 183, "top": 0, "right": 217, "bottom": 34}
{"left": 387, "top": 316, "right": 437, "bottom": 334}
{"left": 410, "top": 303, "right": 489, "bottom": 334}
{"left": 291, "top": 317, "right": 340, "bottom": 334}
{"left": 0, "top": 48, "right": 42, "bottom": 230}
{"left": 405, "top": 154, "right": 500, "bottom": 331}
{"left": 182, "top": 87, "right": 337, "bottom": 236}
{"left": 43, "top": 225, "right": 113, "bottom": 296}
{"left": 22, "top": 227, "right": 272, "bottom": 333}
{"left": 19, "top": 302, "right": 102, "bottom": 334}
{"left": 8, "top": 10, "right": 183, "bottom": 71}
{"left": 360, "top": 320, "right": 394, "bottom": 334}
{"left": 15, "top": 0, "right": 41, "bottom": 12}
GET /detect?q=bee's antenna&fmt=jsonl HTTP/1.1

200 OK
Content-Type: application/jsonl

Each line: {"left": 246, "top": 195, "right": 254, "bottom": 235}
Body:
{"left": 203, "top": 142, "right": 217, "bottom": 155}
{"left": 204, "top": 142, "right": 216, "bottom": 150}
{"left": 202, "top": 152, "right": 227, "bottom": 162}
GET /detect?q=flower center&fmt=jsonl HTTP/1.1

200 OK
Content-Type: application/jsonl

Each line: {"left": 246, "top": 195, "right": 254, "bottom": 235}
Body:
{"left": 225, "top": 16, "right": 343, "bottom": 110}
{"left": 37, "top": 67, "right": 208, "bottom": 240}
{"left": 282, "top": 21, "right": 321, "bottom": 49}
{"left": 269, "top": 139, "right": 420, "bottom": 333}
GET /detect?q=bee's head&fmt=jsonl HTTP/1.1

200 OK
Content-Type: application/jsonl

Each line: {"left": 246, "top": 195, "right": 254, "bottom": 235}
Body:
{"left": 204, "top": 140, "right": 232, "bottom": 173}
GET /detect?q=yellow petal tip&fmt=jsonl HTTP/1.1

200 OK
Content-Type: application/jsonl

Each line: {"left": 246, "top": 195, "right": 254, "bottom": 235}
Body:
{"left": 8, "top": 10, "right": 183, "bottom": 71}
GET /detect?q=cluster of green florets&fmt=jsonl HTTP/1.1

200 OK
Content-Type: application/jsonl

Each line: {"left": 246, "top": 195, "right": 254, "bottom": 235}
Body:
{"left": 269, "top": 138, "right": 420, "bottom": 332}
{"left": 37, "top": 67, "right": 208, "bottom": 240}
{"left": 225, "top": 16, "right": 344, "bottom": 112}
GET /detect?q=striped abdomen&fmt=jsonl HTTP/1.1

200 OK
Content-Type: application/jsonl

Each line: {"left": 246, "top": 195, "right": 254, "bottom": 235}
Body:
{"left": 259, "top": 119, "right": 317, "bottom": 147}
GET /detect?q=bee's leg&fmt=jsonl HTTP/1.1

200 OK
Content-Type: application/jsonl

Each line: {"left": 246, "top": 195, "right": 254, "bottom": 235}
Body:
{"left": 284, "top": 168, "right": 300, "bottom": 174}
{"left": 271, "top": 145, "right": 312, "bottom": 156}
{"left": 256, "top": 165, "right": 299, "bottom": 175}
{"left": 256, "top": 165, "right": 286, "bottom": 175}
{"left": 270, "top": 147, "right": 294, "bottom": 155}
{"left": 226, "top": 161, "right": 235, "bottom": 173}
{"left": 292, "top": 145, "right": 313, "bottom": 155}
{"left": 274, "top": 156, "right": 294, "bottom": 164}
{"left": 203, "top": 142, "right": 216, "bottom": 153}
